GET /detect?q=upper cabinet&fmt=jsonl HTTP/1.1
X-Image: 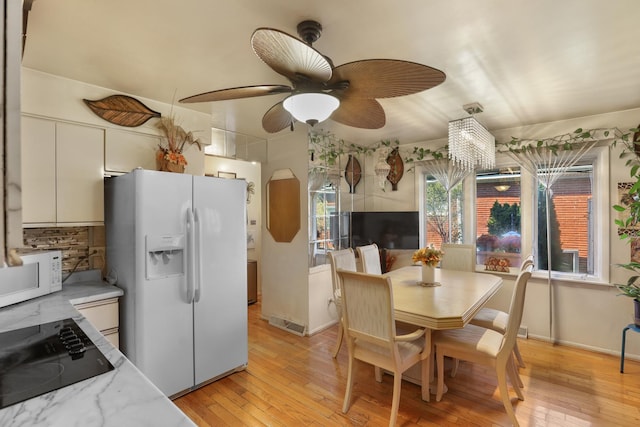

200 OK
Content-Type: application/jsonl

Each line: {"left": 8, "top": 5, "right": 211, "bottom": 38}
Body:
{"left": 22, "top": 116, "right": 105, "bottom": 226}
{"left": 105, "top": 128, "right": 160, "bottom": 174}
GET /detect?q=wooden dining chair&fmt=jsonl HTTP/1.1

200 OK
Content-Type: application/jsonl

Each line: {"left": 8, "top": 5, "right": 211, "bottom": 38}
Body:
{"left": 337, "top": 269, "right": 429, "bottom": 427}
{"left": 469, "top": 254, "right": 534, "bottom": 370}
{"left": 327, "top": 248, "right": 357, "bottom": 358}
{"left": 432, "top": 264, "right": 533, "bottom": 427}
{"left": 440, "top": 243, "right": 475, "bottom": 271}
{"left": 440, "top": 243, "right": 476, "bottom": 377}
{"left": 357, "top": 243, "right": 382, "bottom": 274}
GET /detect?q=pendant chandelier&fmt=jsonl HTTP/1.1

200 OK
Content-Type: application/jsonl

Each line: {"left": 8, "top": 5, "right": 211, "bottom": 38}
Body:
{"left": 448, "top": 102, "right": 495, "bottom": 171}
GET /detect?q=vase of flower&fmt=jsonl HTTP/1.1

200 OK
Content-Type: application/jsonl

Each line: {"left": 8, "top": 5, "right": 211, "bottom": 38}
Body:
{"left": 155, "top": 116, "right": 202, "bottom": 173}
{"left": 156, "top": 149, "right": 186, "bottom": 173}
{"left": 412, "top": 245, "right": 444, "bottom": 284}
{"left": 421, "top": 264, "right": 435, "bottom": 284}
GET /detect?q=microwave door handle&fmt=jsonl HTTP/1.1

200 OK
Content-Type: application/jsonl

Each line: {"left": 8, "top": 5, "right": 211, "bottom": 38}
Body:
{"left": 186, "top": 207, "right": 196, "bottom": 303}
{"left": 194, "top": 207, "right": 202, "bottom": 303}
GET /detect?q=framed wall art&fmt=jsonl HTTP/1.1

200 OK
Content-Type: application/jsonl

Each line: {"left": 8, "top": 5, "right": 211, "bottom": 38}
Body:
{"left": 217, "top": 171, "right": 237, "bottom": 179}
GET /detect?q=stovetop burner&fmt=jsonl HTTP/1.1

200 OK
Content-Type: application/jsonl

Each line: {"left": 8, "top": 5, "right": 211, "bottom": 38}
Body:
{"left": 0, "top": 318, "right": 114, "bottom": 410}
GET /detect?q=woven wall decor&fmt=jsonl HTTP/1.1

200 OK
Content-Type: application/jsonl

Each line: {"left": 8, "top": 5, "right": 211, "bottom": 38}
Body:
{"left": 83, "top": 95, "right": 161, "bottom": 127}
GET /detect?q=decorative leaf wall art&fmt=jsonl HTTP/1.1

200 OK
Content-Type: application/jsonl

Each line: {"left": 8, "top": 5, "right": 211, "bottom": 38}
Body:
{"left": 386, "top": 147, "right": 404, "bottom": 191}
{"left": 83, "top": 95, "right": 161, "bottom": 127}
{"left": 344, "top": 154, "right": 362, "bottom": 193}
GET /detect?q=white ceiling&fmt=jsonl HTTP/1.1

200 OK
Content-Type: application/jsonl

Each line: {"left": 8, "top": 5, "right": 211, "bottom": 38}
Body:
{"left": 21, "top": 0, "right": 640, "bottom": 146}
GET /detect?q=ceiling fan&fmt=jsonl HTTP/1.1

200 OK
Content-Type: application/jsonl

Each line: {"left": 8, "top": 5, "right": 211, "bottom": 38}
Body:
{"left": 179, "top": 20, "right": 446, "bottom": 133}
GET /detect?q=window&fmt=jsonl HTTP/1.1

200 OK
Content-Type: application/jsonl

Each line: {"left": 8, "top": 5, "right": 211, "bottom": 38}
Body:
{"left": 424, "top": 176, "right": 463, "bottom": 248}
{"left": 537, "top": 163, "right": 593, "bottom": 275}
{"left": 468, "top": 145, "right": 609, "bottom": 282}
{"left": 308, "top": 182, "right": 348, "bottom": 267}
{"left": 475, "top": 168, "right": 523, "bottom": 268}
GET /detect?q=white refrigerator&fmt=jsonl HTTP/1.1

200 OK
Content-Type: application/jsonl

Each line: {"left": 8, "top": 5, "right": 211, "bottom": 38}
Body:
{"left": 105, "top": 169, "right": 247, "bottom": 397}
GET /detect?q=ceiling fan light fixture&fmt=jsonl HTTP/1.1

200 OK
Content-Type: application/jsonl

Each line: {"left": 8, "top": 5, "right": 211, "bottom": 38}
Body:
{"left": 283, "top": 92, "right": 339, "bottom": 126}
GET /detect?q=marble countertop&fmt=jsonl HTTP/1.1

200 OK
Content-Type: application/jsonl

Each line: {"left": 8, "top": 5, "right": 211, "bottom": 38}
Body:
{"left": 0, "top": 272, "right": 196, "bottom": 427}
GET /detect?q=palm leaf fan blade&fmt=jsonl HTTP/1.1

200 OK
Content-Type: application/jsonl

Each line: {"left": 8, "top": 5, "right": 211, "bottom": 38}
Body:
{"left": 329, "top": 59, "right": 446, "bottom": 99}
{"left": 330, "top": 96, "right": 385, "bottom": 129}
{"left": 251, "top": 28, "right": 332, "bottom": 82}
{"left": 262, "top": 101, "right": 294, "bottom": 133}
{"left": 179, "top": 85, "right": 292, "bottom": 103}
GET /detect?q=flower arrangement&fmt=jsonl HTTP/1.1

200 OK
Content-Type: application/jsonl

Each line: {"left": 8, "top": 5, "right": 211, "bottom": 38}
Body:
{"left": 412, "top": 245, "right": 444, "bottom": 267}
{"left": 485, "top": 256, "right": 511, "bottom": 273}
{"left": 155, "top": 116, "right": 202, "bottom": 171}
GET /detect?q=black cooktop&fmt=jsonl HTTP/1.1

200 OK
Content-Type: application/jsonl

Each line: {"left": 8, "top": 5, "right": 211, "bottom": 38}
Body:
{"left": 0, "top": 318, "right": 114, "bottom": 410}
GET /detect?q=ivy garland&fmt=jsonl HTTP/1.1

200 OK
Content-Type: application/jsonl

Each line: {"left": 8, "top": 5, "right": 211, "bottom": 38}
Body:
{"left": 497, "top": 127, "right": 628, "bottom": 155}
{"left": 309, "top": 127, "right": 636, "bottom": 172}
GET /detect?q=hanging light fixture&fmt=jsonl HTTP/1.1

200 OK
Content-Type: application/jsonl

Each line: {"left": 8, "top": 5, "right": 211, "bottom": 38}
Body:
{"left": 374, "top": 148, "right": 392, "bottom": 190}
{"left": 283, "top": 92, "right": 340, "bottom": 127}
{"left": 448, "top": 102, "right": 495, "bottom": 171}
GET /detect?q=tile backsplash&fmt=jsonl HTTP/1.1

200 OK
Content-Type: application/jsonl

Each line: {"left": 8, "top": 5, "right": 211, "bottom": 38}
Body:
{"left": 20, "top": 226, "right": 106, "bottom": 276}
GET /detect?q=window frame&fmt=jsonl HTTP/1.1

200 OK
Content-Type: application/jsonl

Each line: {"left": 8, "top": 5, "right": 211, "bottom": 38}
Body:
{"left": 462, "top": 145, "right": 610, "bottom": 283}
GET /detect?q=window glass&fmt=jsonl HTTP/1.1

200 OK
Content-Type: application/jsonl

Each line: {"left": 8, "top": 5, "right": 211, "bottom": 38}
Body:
{"left": 425, "top": 176, "right": 463, "bottom": 248}
{"left": 309, "top": 184, "right": 348, "bottom": 267}
{"left": 476, "top": 168, "right": 522, "bottom": 268}
{"left": 537, "top": 163, "right": 593, "bottom": 275}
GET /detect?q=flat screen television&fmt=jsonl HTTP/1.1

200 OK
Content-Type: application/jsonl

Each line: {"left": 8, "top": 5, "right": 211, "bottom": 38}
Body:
{"left": 350, "top": 211, "right": 420, "bottom": 250}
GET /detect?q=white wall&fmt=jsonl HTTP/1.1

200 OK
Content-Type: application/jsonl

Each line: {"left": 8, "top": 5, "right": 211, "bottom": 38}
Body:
{"left": 260, "top": 128, "right": 310, "bottom": 328}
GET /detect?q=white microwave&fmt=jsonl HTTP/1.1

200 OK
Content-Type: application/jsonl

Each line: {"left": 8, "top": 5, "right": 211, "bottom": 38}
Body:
{"left": 0, "top": 250, "right": 63, "bottom": 309}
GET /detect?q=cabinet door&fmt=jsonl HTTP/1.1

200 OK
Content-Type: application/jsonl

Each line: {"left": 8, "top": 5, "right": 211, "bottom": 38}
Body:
{"left": 56, "top": 122, "right": 105, "bottom": 223}
{"left": 75, "top": 298, "right": 119, "bottom": 331}
{"left": 75, "top": 298, "right": 119, "bottom": 348}
{"left": 105, "top": 128, "right": 160, "bottom": 173}
{"left": 21, "top": 116, "right": 56, "bottom": 224}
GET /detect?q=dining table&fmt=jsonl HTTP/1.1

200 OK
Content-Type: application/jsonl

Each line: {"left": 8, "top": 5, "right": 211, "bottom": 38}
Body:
{"left": 383, "top": 265, "right": 503, "bottom": 401}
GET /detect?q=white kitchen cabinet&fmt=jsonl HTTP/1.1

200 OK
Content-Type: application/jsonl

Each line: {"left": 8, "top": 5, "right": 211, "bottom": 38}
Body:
{"left": 21, "top": 116, "right": 56, "bottom": 224}
{"left": 74, "top": 297, "right": 120, "bottom": 349}
{"left": 22, "top": 116, "right": 105, "bottom": 226}
{"left": 105, "top": 128, "right": 160, "bottom": 174}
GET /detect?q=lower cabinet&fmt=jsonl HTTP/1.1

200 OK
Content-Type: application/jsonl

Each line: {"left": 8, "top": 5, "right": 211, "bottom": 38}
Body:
{"left": 74, "top": 297, "right": 120, "bottom": 349}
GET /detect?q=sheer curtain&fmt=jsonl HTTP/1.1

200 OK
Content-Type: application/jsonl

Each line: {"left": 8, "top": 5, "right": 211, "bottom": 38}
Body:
{"left": 502, "top": 133, "right": 604, "bottom": 341}
{"left": 416, "top": 158, "right": 472, "bottom": 243}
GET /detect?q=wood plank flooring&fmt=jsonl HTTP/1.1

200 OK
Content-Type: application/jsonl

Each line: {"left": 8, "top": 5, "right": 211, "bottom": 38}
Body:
{"left": 174, "top": 302, "right": 640, "bottom": 426}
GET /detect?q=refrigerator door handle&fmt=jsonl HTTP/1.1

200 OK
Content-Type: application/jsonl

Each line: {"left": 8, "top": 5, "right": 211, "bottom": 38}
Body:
{"left": 193, "top": 207, "right": 203, "bottom": 302}
{"left": 186, "top": 207, "right": 196, "bottom": 303}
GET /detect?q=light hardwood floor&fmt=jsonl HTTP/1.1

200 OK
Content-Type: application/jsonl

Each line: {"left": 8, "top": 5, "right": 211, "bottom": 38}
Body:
{"left": 175, "top": 302, "right": 640, "bottom": 426}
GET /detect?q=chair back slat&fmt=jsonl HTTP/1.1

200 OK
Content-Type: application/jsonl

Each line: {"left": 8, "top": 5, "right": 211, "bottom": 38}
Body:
{"left": 357, "top": 243, "right": 382, "bottom": 275}
{"left": 502, "top": 264, "right": 533, "bottom": 354}
{"left": 520, "top": 254, "right": 535, "bottom": 271}
{"left": 328, "top": 248, "right": 357, "bottom": 296}
{"left": 440, "top": 243, "right": 475, "bottom": 271}
{"left": 338, "top": 270, "right": 395, "bottom": 348}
